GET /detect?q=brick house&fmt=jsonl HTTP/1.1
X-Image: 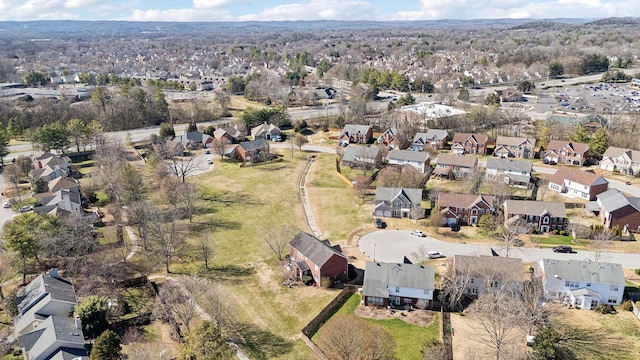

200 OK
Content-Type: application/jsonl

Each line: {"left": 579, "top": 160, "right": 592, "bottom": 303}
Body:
{"left": 548, "top": 167, "right": 608, "bottom": 201}
{"left": 451, "top": 133, "right": 489, "bottom": 155}
{"left": 543, "top": 140, "right": 589, "bottom": 166}
{"left": 438, "top": 193, "right": 494, "bottom": 226}
{"left": 235, "top": 138, "right": 269, "bottom": 163}
{"left": 362, "top": 262, "right": 434, "bottom": 308}
{"left": 494, "top": 136, "right": 537, "bottom": 159}
{"left": 339, "top": 124, "right": 373, "bottom": 145}
{"left": 412, "top": 129, "right": 449, "bottom": 150}
{"left": 378, "top": 128, "right": 398, "bottom": 149}
{"left": 596, "top": 189, "right": 640, "bottom": 233}
{"left": 374, "top": 187, "right": 423, "bottom": 219}
{"left": 289, "top": 232, "right": 348, "bottom": 284}
{"left": 503, "top": 200, "right": 568, "bottom": 233}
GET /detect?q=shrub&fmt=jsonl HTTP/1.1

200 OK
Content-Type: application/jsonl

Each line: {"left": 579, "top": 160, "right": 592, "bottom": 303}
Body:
{"left": 622, "top": 301, "right": 634, "bottom": 312}
{"left": 559, "top": 230, "right": 567, "bottom": 236}
{"left": 321, "top": 276, "right": 333, "bottom": 289}
{"left": 635, "top": 269, "right": 640, "bottom": 275}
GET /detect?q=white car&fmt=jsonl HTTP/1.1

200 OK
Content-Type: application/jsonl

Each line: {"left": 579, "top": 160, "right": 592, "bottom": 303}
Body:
{"left": 427, "top": 251, "right": 445, "bottom": 259}
{"left": 207, "top": 158, "right": 213, "bottom": 165}
{"left": 410, "top": 230, "right": 426, "bottom": 237}
{"left": 2, "top": 202, "right": 9, "bottom": 208}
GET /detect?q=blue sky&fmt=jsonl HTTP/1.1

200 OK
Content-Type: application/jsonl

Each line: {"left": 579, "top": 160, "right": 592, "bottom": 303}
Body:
{"left": 0, "top": 0, "right": 636, "bottom": 21}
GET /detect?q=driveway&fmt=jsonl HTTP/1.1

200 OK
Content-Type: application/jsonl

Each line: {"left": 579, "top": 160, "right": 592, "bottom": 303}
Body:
{"left": 358, "top": 230, "right": 640, "bottom": 269}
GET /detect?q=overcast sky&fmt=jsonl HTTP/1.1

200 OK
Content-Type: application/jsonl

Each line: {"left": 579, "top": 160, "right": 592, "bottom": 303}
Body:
{"left": 0, "top": 0, "right": 636, "bottom": 21}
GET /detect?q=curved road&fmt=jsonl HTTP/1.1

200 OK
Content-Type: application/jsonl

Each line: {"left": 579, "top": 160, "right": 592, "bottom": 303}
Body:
{"left": 358, "top": 230, "right": 640, "bottom": 268}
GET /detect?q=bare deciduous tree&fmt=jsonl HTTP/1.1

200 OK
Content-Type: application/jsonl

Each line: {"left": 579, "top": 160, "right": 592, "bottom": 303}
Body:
{"left": 410, "top": 245, "right": 430, "bottom": 263}
{"left": 318, "top": 315, "right": 396, "bottom": 360}
{"left": 126, "top": 200, "right": 151, "bottom": 250}
{"left": 3, "top": 164, "right": 23, "bottom": 200}
{"left": 159, "top": 276, "right": 208, "bottom": 331}
{"left": 211, "top": 138, "right": 230, "bottom": 159}
{"left": 352, "top": 175, "right": 371, "bottom": 201}
{"left": 166, "top": 156, "right": 204, "bottom": 183}
{"left": 196, "top": 232, "right": 214, "bottom": 270}
{"left": 95, "top": 140, "right": 127, "bottom": 202}
{"left": 293, "top": 133, "right": 308, "bottom": 152}
{"left": 264, "top": 225, "right": 296, "bottom": 261}
{"left": 148, "top": 214, "right": 186, "bottom": 274}
{"left": 177, "top": 182, "right": 200, "bottom": 223}
{"left": 591, "top": 228, "right": 613, "bottom": 262}
{"left": 438, "top": 263, "right": 473, "bottom": 311}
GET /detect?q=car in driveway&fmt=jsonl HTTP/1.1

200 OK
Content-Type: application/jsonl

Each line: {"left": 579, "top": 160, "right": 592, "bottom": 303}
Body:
{"left": 410, "top": 230, "right": 426, "bottom": 237}
{"left": 552, "top": 245, "right": 573, "bottom": 253}
{"left": 2, "top": 202, "right": 10, "bottom": 208}
{"left": 427, "top": 251, "right": 445, "bottom": 259}
{"left": 375, "top": 218, "right": 386, "bottom": 229}
{"left": 450, "top": 224, "right": 460, "bottom": 232}
{"left": 206, "top": 158, "right": 213, "bottom": 165}
{"left": 18, "top": 205, "right": 33, "bottom": 213}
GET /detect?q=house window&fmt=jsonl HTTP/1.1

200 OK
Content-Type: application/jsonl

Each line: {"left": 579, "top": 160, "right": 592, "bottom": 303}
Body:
{"left": 543, "top": 217, "right": 549, "bottom": 224}
{"left": 368, "top": 297, "right": 384, "bottom": 306}
{"left": 565, "top": 281, "right": 579, "bottom": 288}
{"left": 490, "top": 281, "right": 499, "bottom": 288}
{"left": 403, "top": 298, "right": 413, "bottom": 304}
{"left": 586, "top": 283, "right": 591, "bottom": 287}
{"left": 610, "top": 285, "right": 619, "bottom": 292}
{"left": 470, "top": 288, "right": 479, "bottom": 295}
{"left": 395, "top": 286, "right": 400, "bottom": 293}
{"left": 608, "top": 297, "right": 618, "bottom": 304}
{"left": 470, "top": 278, "right": 475, "bottom": 284}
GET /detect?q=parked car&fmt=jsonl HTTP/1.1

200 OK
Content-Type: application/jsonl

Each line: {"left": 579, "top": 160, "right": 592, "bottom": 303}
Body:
{"left": 2, "top": 202, "right": 10, "bottom": 208}
{"left": 375, "top": 218, "right": 386, "bottom": 229}
{"left": 207, "top": 158, "right": 213, "bottom": 165}
{"left": 205, "top": 149, "right": 211, "bottom": 154}
{"left": 552, "top": 245, "right": 573, "bottom": 253}
{"left": 272, "top": 135, "right": 283, "bottom": 142}
{"left": 427, "top": 251, "right": 445, "bottom": 259}
{"left": 410, "top": 230, "right": 426, "bottom": 237}
{"left": 18, "top": 205, "right": 33, "bottom": 213}
{"left": 450, "top": 224, "right": 461, "bottom": 232}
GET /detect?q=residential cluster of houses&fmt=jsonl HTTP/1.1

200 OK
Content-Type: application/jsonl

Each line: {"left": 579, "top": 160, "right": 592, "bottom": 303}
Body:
{"left": 29, "top": 152, "right": 83, "bottom": 217}
{"left": 14, "top": 270, "right": 88, "bottom": 359}
{"left": 286, "top": 231, "right": 626, "bottom": 311}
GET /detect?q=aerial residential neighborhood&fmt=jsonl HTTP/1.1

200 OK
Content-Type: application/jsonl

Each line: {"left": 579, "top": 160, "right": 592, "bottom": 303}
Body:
{"left": 0, "top": 9, "right": 639, "bottom": 360}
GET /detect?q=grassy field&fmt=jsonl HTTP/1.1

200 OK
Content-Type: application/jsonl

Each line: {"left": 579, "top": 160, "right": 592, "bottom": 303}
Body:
{"left": 314, "top": 293, "right": 441, "bottom": 360}
{"left": 529, "top": 234, "right": 578, "bottom": 246}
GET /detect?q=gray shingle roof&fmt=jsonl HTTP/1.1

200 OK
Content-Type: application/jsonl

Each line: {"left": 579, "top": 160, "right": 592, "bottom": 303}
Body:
{"left": 17, "top": 274, "right": 77, "bottom": 315}
{"left": 436, "top": 154, "right": 478, "bottom": 168}
{"left": 388, "top": 149, "right": 430, "bottom": 163}
{"left": 341, "top": 124, "right": 371, "bottom": 136}
{"left": 438, "top": 193, "right": 493, "bottom": 209}
{"left": 414, "top": 129, "right": 449, "bottom": 142}
{"left": 602, "top": 146, "right": 640, "bottom": 161}
{"left": 239, "top": 138, "right": 268, "bottom": 152}
{"left": 540, "top": 259, "right": 625, "bottom": 286}
{"left": 363, "top": 262, "right": 435, "bottom": 298}
{"left": 597, "top": 188, "right": 640, "bottom": 212}
{"left": 289, "top": 232, "right": 346, "bottom": 268}
{"left": 550, "top": 167, "right": 608, "bottom": 187}
{"left": 486, "top": 158, "right": 532, "bottom": 172}
{"left": 496, "top": 136, "right": 536, "bottom": 147}
{"left": 342, "top": 146, "right": 380, "bottom": 163}
{"left": 454, "top": 255, "right": 523, "bottom": 282}
{"left": 374, "top": 187, "right": 422, "bottom": 204}
{"left": 19, "top": 316, "right": 86, "bottom": 360}
{"left": 504, "top": 200, "right": 567, "bottom": 218}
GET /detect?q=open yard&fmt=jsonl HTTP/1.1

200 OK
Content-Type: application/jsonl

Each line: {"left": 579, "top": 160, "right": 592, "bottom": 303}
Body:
{"left": 314, "top": 293, "right": 441, "bottom": 360}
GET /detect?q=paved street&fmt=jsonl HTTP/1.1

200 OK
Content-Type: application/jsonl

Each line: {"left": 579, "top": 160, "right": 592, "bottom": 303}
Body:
{"left": 358, "top": 230, "right": 640, "bottom": 269}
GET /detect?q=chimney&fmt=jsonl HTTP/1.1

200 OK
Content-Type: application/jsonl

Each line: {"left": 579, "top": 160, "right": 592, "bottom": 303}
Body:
{"left": 74, "top": 315, "right": 82, "bottom": 330}
{"left": 48, "top": 268, "right": 59, "bottom": 279}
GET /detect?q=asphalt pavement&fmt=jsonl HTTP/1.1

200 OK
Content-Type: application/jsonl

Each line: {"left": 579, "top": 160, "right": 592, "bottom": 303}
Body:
{"left": 358, "top": 230, "right": 640, "bottom": 269}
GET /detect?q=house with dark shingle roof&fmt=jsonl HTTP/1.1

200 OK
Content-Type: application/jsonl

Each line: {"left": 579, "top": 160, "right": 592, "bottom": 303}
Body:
{"left": 503, "top": 200, "right": 567, "bottom": 233}
{"left": 494, "top": 136, "right": 536, "bottom": 159}
{"left": 596, "top": 188, "right": 640, "bottom": 232}
{"left": 387, "top": 149, "right": 430, "bottom": 173}
{"left": 235, "top": 138, "right": 270, "bottom": 163}
{"left": 485, "top": 158, "right": 532, "bottom": 188}
{"left": 543, "top": 140, "right": 589, "bottom": 166}
{"left": 18, "top": 315, "right": 88, "bottom": 360}
{"left": 250, "top": 123, "right": 281, "bottom": 141}
{"left": 549, "top": 167, "right": 608, "bottom": 201}
{"left": 362, "top": 262, "right": 435, "bottom": 308}
{"left": 374, "top": 187, "right": 423, "bottom": 219}
{"left": 434, "top": 154, "right": 478, "bottom": 179}
{"left": 451, "top": 133, "right": 489, "bottom": 155}
{"left": 454, "top": 255, "right": 524, "bottom": 297}
{"left": 341, "top": 146, "right": 381, "bottom": 168}
{"left": 339, "top": 124, "right": 373, "bottom": 145}
{"left": 289, "top": 232, "right": 348, "bottom": 284}
{"left": 537, "top": 259, "right": 625, "bottom": 309}
{"left": 378, "top": 127, "right": 398, "bottom": 149}
{"left": 438, "top": 193, "right": 494, "bottom": 226}
{"left": 412, "top": 129, "right": 449, "bottom": 150}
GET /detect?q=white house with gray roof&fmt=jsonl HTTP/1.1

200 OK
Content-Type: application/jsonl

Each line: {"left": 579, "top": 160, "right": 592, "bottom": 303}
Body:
{"left": 485, "top": 158, "right": 533, "bottom": 188}
{"left": 374, "top": 187, "right": 423, "bottom": 219}
{"left": 494, "top": 136, "right": 536, "bottom": 159}
{"left": 537, "top": 259, "right": 625, "bottom": 310}
{"left": 19, "top": 315, "right": 87, "bottom": 360}
{"left": 503, "top": 200, "right": 567, "bottom": 233}
{"left": 599, "top": 146, "right": 640, "bottom": 174}
{"left": 363, "top": 262, "right": 435, "bottom": 308}
{"left": 387, "top": 149, "right": 431, "bottom": 173}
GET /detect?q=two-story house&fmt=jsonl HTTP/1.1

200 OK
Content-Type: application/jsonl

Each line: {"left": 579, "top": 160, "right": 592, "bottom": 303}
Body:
{"left": 412, "top": 129, "right": 449, "bottom": 150}
{"left": 503, "top": 200, "right": 568, "bottom": 233}
{"left": 250, "top": 122, "right": 281, "bottom": 141}
{"left": 288, "top": 232, "right": 348, "bottom": 285}
{"left": 454, "top": 255, "right": 524, "bottom": 297}
{"left": 341, "top": 146, "right": 382, "bottom": 168}
{"left": 438, "top": 193, "right": 494, "bottom": 226}
{"left": 374, "top": 187, "right": 423, "bottom": 219}
{"left": 543, "top": 140, "right": 589, "bottom": 166}
{"left": 537, "top": 259, "right": 625, "bottom": 309}
{"left": 596, "top": 188, "right": 640, "bottom": 233}
{"left": 363, "top": 262, "right": 435, "bottom": 308}
{"left": 494, "top": 136, "right": 537, "bottom": 159}
{"left": 599, "top": 146, "right": 640, "bottom": 174}
{"left": 339, "top": 124, "right": 373, "bottom": 146}
{"left": 378, "top": 128, "right": 398, "bottom": 149}
{"left": 451, "top": 133, "right": 489, "bottom": 155}
{"left": 235, "top": 138, "right": 270, "bottom": 163}
{"left": 387, "top": 149, "right": 431, "bottom": 173}
{"left": 485, "top": 158, "right": 532, "bottom": 188}
{"left": 548, "top": 167, "right": 608, "bottom": 201}
{"left": 433, "top": 154, "right": 478, "bottom": 179}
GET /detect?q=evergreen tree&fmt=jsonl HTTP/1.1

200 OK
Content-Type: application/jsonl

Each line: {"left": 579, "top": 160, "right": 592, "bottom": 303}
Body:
{"left": 75, "top": 296, "right": 109, "bottom": 338}
{"left": 532, "top": 326, "right": 560, "bottom": 360}
{"left": 159, "top": 122, "right": 175, "bottom": 139}
{"left": 177, "top": 320, "right": 235, "bottom": 360}
{"left": 570, "top": 123, "right": 590, "bottom": 143}
{"left": 90, "top": 330, "right": 122, "bottom": 360}
{"left": 458, "top": 87, "right": 469, "bottom": 101}
{"left": 589, "top": 128, "right": 608, "bottom": 160}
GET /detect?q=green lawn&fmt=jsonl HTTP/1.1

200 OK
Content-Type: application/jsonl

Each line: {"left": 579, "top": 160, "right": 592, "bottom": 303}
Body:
{"left": 315, "top": 293, "right": 441, "bottom": 360}
{"left": 530, "top": 234, "right": 580, "bottom": 246}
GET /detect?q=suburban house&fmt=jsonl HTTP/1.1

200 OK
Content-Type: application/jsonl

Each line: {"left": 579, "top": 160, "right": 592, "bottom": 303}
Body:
{"left": 494, "top": 88, "right": 525, "bottom": 102}
{"left": 341, "top": 146, "right": 382, "bottom": 168}
{"left": 48, "top": 177, "right": 80, "bottom": 193}
{"left": 362, "top": 262, "right": 435, "bottom": 308}
{"left": 412, "top": 129, "right": 449, "bottom": 150}
{"left": 374, "top": 187, "right": 423, "bottom": 219}
{"left": 34, "top": 189, "right": 83, "bottom": 216}
{"left": 250, "top": 123, "right": 281, "bottom": 141}
{"left": 19, "top": 315, "right": 88, "bottom": 360}
{"left": 387, "top": 149, "right": 431, "bottom": 173}
{"left": 494, "top": 136, "right": 537, "bottom": 159}
{"left": 438, "top": 193, "right": 494, "bottom": 226}
{"left": 596, "top": 188, "right": 640, "bottom": 233}
{"left": 312, "top": 87, "right": 337, "bottom": 100}
{"left": 152, "top": 139, "right": 185, "bottom": 157}
{"left": 288, "top": 232, "right": 348, "bottom": 284}
{"left": 485, "top": 158, "right": 533, "bottom": 188}
{"left": 543, "top": 140, "right": 589, "bottom": 166}
{"left": 235, "top": 138, "right": 270, "bottom": 163}
{"left": 451, "top": 133, "right": 489, "bottom": 155}
{"left": 30, "top": 165, "right": 67, "bottom": 182}
{"left": 503, "top": 200, "right": 568, "bottom": 233}
{"left": 339, "top": 124, "right": 373, "bottom": 145}
{"left": 214, "top": 126, "right": 244, "bottom": 144}
{"left": 15, "top": 270, "right": 78, "bottom": 337}
{"left": 599, "top": 146, "right": 640, "bottom": 174}
{"left": 433, "top": 154, "right": 478, "bottom": 179}
{"left": 537, "top": 259, "right": 625, "bottom": 309}
{"left": 378, "top": 128, "right": 398, "bottom": 149}
{"left": 32, "top": 152, "right": 72, "bottom": 170}
{"left": 453, "top": 255, "right": 524, "bottom": 297}
{"left": 177, "top": 130, "right": 213, "bottom": 149}
{"left": 549, "top": 167, "right": 609, "bottom": 201}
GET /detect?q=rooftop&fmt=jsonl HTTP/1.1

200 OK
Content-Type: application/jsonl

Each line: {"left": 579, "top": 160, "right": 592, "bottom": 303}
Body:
{"left": 363, "top": 262, "right": 435, "bottom": 298}
{"left": 540, "top": 259, "right": 625, "bottom": 285}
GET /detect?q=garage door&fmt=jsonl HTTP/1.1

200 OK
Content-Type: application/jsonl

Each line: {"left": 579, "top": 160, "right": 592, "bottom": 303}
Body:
{"left": 447, "top": 218, "right": 457, "bottom": 225}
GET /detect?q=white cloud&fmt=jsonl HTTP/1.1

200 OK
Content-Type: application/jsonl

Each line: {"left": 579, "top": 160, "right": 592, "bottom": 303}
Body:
{"left": 192, "top": 0, "right": 232, "bottom": 9}
{"left": 238, "top": 0, "right": 379, "bottom": 21}
{"left": 127, "top": 8, "right": 233, "bottom": 22}
{"left": 63, "top": 0, "right": 102, "bottom": 9}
